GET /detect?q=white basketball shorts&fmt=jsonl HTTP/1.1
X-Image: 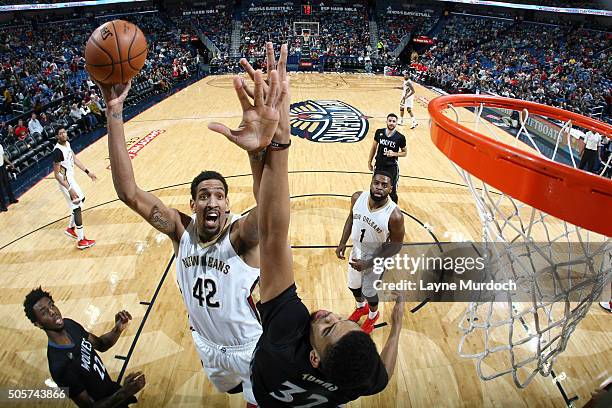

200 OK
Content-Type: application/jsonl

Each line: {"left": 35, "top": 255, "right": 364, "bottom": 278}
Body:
{"left": 191, "top": 330, "right": 258, "bottom": 404}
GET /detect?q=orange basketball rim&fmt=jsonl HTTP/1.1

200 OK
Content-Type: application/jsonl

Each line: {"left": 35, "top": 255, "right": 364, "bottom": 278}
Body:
{"left": 428, "top": 94, "right": 612, "bottom": 237}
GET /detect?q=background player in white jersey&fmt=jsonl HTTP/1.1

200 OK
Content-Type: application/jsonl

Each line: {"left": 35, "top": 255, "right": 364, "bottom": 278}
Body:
{"left": 52, "top": 128, "right": 97, "bottom": 249}
{"left": 336, "top": 170, "right": 405, "bottom": 333}
{"left": 215, "top": 41, "right": 404, "bottom": 407}
{"left": 94, "top": 54, "right": 284, "bottom": 405}
{"left": 399, "top": 71, "right": 417, "bottom": 129}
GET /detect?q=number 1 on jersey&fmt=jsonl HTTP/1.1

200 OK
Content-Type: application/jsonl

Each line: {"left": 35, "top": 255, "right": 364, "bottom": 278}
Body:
{"left": 359, "top": 228, "right": 366, "bottom": 243}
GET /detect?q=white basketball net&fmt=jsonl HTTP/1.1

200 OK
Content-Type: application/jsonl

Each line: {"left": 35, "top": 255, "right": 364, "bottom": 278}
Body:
{"left": 443, "top": 102, "right": 612, "bottom": 388}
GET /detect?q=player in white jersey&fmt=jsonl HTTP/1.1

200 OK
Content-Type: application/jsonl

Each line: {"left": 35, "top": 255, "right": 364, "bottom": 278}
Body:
{"left": 52, "top": 128, "right": 97, "bottom": 249}
{"left": 95, "top": 64, "right": 284, "bottom": 406}
{"left": 336, "top": 170, "right": 405, "bottom": 333}
{"left": 398, "top": 71, "right": 417, "bottom": 129}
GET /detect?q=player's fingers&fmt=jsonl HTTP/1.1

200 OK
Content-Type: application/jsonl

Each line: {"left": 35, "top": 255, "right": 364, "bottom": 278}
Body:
{"left": 233, "top": 76, "right": 252, "bottom": 112}
{"left": 266, "top": 70, "right": 279, "bottom": 107}
{"left": 240, "top": 58, "right": 256, "bottom": 81}
{"left": 242, "top": 80, "right": 255, "bottom": 99}
{"left": 278, "top": 79, "right": 289, "bottom": 107}
{"left": 125, "top": 310, "right": 133, "bottom": 320}
{"left": 278, "top": 44, "right": 288, "bottom": 82}
{"left": 120, "top": 79, "right": 132, "bottom": 97}
{"left": 254, "top": 70, "right": 264, "bottom": 107}
{"left": 207, "top": 122, "right": 237, "bottom": 143}
{"left": 266, "top": 42, "right": 276, "bottom": 73}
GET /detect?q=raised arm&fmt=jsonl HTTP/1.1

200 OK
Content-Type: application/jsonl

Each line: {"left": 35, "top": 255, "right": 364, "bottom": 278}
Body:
{"left": 380, "top": 295, "right": 404, "bottom": 378}
{"left": 97, "top": 81, "right": 185, "bottom": 244}
{"left": 368, "top": 137, "right": 378, "bottom": 171}
{"left": 336, "top": 191, "right": 361, "bottom": 260}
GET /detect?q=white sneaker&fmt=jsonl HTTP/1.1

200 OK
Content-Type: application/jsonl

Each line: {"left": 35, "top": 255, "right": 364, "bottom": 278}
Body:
{"left": 410, "top": 122, "right": 418, "bottom": 129}
{"left": 398, "top": 119, "right": 403, "bottom": 125}
{"left": 600, "top": 301, "right": 612, "bottom": 312}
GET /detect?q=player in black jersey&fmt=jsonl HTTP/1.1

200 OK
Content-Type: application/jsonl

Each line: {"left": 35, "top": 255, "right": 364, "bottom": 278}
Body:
{"left": 212, "top": 42, "right": 404, "bottom": 407}
{"left": 367, "top": 113, "right": 407, "bottom": 203}
{"left": 24, "top": 287, "right": 145, "bottom": 407}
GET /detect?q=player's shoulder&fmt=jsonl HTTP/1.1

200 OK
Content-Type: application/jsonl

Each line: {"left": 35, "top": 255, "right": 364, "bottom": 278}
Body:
{"left": 351, "top": 191, "right": 363, "bottom": 202}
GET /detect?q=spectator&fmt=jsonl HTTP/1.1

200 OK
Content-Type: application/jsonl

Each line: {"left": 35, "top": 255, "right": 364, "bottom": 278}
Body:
{"left": 15, "top": 119, "right": 28, "bottom": 141}
{"left": 28, "top": 113, "right": 44, "bottom": 136}
{"left": 0, "top": 141, "right": 18, "bottom": 212}
{"left": 69, "top": 103, "right": 90, "bottom": 132}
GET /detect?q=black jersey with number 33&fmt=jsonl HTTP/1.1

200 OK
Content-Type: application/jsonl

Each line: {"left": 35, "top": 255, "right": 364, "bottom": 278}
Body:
{"left": 251, "top": 285, "right": 389, "bottom": 407}
{"left": 47, "top": 319, "right": 133, "bottom": 405}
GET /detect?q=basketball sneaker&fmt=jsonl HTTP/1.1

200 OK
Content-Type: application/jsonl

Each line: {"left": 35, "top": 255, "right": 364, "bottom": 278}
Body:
{"left": 600, "top": 301, "right": 612, "bottom": 312}
{"left": 64, "top": 227, "right": 78, "bottom": 239}
{"left": 77, "top": 238, "right": 96, "bottom": 250}
{"left": 410, "top": 122, "right": 418, "bottom": 129}
{"left": 361, "top": 311, "right": 379, "bottom": 334}
{"left": 348, "top": 303, "right": 370, "bottom": 322}
{"left": 398, "top": 119, "right": 404, "bottom": 125}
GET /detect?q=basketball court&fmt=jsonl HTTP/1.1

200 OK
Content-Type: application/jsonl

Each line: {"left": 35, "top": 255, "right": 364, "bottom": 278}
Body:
{"left": 0, "top": 73, "right": 609, "bottom": 407}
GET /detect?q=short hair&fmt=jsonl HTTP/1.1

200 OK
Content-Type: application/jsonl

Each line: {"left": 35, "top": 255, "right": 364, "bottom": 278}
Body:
{"left": 24, "top": 286, "right": 52, "bottom": 325}
{"left": 320, "top": 331, "right": 380, "bottom": 387}
{"left": 373, "top": 169, "right": 393, "bottom": 182}
{"left": 387, "top": 113, "right": 398, "bottom": 120}
{"left": 190, "top": 170, "right": 228, "bottom": 199}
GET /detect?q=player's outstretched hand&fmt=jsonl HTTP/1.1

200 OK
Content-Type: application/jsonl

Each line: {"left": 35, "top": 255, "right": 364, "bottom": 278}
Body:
{"left": 122, "top": 371, "right": 145, "bottom": 396}
{"left": 239, "top": 43, "right": 291, "bottom": 142}
{"left": 389, "top": 292, "right": 405, "bottom": 328}
{"left": 88, "top": 171, "right": 97, "bottom": 181}
{"left": 94, "top": 80, "right": 132, "bottom": 109}
{"left": 208, "top": 69, "right": 287, "bottom": 152}
{"left": 335, "top": 244, "right": 347, "bottom": 260}
{"left": 114, "top": 310, "right": 132, "bottom": 333}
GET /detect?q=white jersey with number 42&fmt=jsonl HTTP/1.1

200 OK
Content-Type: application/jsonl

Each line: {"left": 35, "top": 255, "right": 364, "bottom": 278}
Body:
{"left": 176, "top": 214, "right": 262, "bottom": 346}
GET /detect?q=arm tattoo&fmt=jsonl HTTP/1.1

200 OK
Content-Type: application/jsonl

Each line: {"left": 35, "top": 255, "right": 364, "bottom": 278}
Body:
{"left": 149, "top": 205, "right": 171, "bottom": 231}
{"left": 110, "top": 111, "right": 122, "bottom": 120}
{"left": 249, "top": 148, "right": 267, "bottom": 162}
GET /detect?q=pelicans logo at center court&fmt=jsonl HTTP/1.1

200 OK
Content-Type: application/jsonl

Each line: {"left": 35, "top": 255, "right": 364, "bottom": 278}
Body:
{"left": 290, "top": 100, "right": 370, "bottom": 143}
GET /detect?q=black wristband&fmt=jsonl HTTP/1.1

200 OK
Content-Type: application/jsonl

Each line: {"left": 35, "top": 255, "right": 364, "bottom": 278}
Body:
{"left": 269, "top": 139, "right": 291, "bottom": 150}
{"left": 85, "top": 169, "right": 90, "bottom": 175}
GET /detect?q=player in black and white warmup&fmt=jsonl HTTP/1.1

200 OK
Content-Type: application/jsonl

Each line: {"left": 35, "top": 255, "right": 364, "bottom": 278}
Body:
{"left": 53, "top": 128, "right": 97, "bottom": 249}
{"left": 214, "top": 42, "right": 404, "bottom": 407}
{"left": 398, "top": 71, "right": 417, "bottom": 129}
{"left": 368, "top": 114, "right": 406, "bottom": 204}
{"left": 336, "top": 170, "right": 405, "bottom": 334}
{"left": 93, "top": 49, "right": 285, "bottom": 405}
{"left": 24, "top": 287, "right": 145, "bottom": 407}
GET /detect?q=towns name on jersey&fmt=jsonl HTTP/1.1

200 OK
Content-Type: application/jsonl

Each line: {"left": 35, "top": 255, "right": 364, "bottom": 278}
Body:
{"left": 353, "top": 213, "right": 383, "bottom": 234}
{"left": 181, "top": 255, "right": 230, "bottom": 274}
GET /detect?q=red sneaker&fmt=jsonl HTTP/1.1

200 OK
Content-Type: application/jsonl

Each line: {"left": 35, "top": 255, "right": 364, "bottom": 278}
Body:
{"left": 77, "top": 238, "right": 96, "bottom": 250}
{"left": 361, "top": 312, "right": 379, "bottom": 334}
{"left": 348, "top": 304, "right": 370, "bottom": 322}
{"left": 64, "top": 227, "right": 78, "bottom": 239}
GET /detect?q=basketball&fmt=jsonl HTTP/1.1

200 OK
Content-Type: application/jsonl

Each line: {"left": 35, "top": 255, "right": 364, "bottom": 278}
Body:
{"left": 84, "top": 20, "right": 147, "bottom": 84}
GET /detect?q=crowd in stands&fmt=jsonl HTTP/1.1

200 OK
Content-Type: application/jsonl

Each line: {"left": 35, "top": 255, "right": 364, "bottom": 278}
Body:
{"left": 173, "top": 11, "right": 233, "bottom": 57}
{"left": 0, "top": 10, "right": 200, "bottom": 175}
{"left": 418, "top": 15, "right": 611, "bottom": 123}
{"left": 377, "top": 14, "right": 438, "bottom": 55}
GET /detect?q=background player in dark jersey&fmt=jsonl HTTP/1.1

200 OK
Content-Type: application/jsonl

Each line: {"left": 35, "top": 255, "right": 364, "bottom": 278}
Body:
{"left": 24, "top": 287, "right": 145, "bottom": 407}
{"left": 212, "top": 42, "right": 404, "bottom": 407}
{"left": 367, "top": 113, "right": 407, "bottom": 203}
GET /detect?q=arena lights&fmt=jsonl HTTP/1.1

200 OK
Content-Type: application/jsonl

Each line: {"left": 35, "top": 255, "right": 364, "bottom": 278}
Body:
{"left": 433, "top": 0, "right": 612, "bottom": 16}
{"left": 0, "top": 0, "right": 148, "bottom": 12}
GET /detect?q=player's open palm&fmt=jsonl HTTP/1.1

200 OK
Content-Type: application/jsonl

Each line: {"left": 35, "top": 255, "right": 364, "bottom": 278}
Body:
{"left": 94, "top": 80, "right": 132, "bottom": 108}
{"left": 209, "top": 69, "right": 286, "bottom": 152}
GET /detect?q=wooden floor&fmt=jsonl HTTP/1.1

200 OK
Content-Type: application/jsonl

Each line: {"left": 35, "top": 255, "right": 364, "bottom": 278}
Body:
{"left": 0, "top": 73, "right": 609, "bottom": 407}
